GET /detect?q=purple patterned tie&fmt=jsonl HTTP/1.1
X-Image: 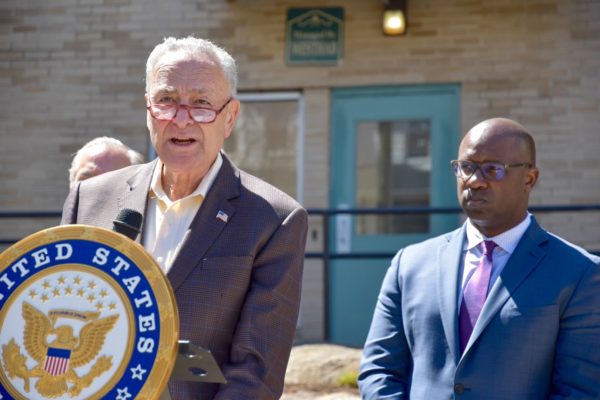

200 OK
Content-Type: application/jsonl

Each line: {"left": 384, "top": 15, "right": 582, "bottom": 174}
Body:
{"left": 459, "top": 240, "right": 497, "bottom": 353}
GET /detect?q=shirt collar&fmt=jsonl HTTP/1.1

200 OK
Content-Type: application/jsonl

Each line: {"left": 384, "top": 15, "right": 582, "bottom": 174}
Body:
{"left": 465, "top": 212, "right": 532, "bottom": 254}
{"left": 149, "top": 152, "right": 223, "bottom": 204}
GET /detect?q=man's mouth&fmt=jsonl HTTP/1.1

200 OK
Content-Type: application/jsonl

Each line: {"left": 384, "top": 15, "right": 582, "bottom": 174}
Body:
{"left": 465, "top": 195, "right": 487, "bottom": 205}
{"left": 464, "top": 188, "right": 488, "bottom": 204}
{"left": 171, "top": 138, "right": 195, "bottom": 145}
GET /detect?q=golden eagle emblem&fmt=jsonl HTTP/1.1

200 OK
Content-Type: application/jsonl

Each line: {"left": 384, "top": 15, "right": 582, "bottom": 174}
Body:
{"left": 2, "top": 302, "right": 118, "bottom": 398}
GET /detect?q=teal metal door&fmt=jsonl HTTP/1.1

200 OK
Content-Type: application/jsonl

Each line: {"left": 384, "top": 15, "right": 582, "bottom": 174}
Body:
{"left": 329, "top": 84, "right": 461, "bottom": 347}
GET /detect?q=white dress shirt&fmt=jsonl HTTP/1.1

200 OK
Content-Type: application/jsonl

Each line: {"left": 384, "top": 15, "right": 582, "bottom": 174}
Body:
{"left": 458, "top": 213, "right": 532, "bottom": 306}
{"left": 143, "top": 153, "right": 223, "bottom": 272}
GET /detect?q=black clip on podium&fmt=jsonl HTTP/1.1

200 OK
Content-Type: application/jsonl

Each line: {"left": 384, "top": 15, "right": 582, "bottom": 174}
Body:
{"left": 159, "top": 340, "right": 226, "bottom": 400}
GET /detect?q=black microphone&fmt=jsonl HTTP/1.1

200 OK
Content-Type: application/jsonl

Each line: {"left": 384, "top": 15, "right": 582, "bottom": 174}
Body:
{"left": 112, "top": 208, "right": 143, "bottom": 241}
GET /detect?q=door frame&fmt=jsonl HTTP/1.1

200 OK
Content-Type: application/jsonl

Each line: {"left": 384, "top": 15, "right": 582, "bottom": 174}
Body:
{"left": 328, "top": 83, "right": 461, "bottom": 346}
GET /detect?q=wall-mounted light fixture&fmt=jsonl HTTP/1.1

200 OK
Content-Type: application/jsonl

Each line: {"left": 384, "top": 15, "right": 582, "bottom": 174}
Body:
{"left": 382, "top": 0, "right": 407, "bottom": 36}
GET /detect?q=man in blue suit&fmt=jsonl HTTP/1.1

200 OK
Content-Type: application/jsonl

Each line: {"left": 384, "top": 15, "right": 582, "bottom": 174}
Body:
{"left": 358, "top": 118, "right": 600, "bottom": 399}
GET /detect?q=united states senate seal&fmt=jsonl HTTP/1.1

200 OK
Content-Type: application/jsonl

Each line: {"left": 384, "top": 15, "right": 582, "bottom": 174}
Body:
{"left": 0, "top": 225, "right": 178, "bottom": 400}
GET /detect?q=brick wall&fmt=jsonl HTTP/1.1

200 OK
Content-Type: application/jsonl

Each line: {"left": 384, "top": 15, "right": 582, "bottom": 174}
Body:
{"left": 1, "top": 0, "right": 599, "bottom": 340}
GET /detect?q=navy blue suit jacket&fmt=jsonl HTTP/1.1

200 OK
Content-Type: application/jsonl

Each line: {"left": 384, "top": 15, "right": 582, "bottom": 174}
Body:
{"left": 359, "top": 218, "right": 600, "bottom": 399}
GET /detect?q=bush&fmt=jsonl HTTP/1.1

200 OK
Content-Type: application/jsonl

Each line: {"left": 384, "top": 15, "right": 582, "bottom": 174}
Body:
{"left": 337, "top": 370, "right": 359, "bottom": 388}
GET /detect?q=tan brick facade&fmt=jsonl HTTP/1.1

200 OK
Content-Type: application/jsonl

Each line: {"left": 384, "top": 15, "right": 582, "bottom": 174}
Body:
{"left": 1, "top": 0, "right": 599, "bottom": 342}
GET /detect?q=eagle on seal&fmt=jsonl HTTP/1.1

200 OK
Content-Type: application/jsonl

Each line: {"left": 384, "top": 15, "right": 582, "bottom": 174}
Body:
{"left": 2, "top": 301, "right": 118, "bottom": 398}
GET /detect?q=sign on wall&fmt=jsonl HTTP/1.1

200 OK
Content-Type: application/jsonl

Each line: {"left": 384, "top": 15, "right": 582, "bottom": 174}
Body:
{"left": 286, "top": 7, "right": 344, "bottom": 65}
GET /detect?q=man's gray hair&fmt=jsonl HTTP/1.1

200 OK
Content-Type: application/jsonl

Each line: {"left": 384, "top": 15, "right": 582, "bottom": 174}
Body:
{"left": 145, "top": 36, "right": 238, "bottom": 96}
{"left": 69, "top": 136, "right": 144, "bottom": 186}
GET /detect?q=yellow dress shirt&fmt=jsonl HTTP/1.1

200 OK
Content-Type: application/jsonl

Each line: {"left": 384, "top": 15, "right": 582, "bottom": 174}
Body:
{"left": 143, "top": 154, "right": 223, "bottom": 272}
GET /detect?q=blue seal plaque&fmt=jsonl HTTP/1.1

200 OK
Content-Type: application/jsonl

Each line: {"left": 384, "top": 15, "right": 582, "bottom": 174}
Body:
{"left": 0, "top": 225, "right": 178, "bottom": 399}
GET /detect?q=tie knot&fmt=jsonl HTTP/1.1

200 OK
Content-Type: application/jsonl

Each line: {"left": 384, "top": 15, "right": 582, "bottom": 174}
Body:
{"left": 481, "top": 240, "right": 497, "bottom": 261}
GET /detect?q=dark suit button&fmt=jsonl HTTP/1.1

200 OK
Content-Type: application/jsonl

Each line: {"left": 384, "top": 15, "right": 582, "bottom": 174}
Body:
{"left": 454, "top": 383, "right": 465, "bottom": 394}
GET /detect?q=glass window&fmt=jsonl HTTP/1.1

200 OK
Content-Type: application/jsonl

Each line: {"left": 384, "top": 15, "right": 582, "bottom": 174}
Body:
{"left": 224, "top": 93, "right": 301, "bottom": 199}
{"left": 355, "top": 119, "right": 431, "bottom": 234}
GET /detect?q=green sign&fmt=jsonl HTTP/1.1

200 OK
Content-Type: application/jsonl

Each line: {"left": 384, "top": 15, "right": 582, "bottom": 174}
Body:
{"left": 286, "top": 7, "right": 344, "bottom": 65}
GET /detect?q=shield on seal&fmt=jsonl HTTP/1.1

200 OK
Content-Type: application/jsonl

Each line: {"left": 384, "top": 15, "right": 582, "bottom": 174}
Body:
{"left": 44, "top": 347, "right": 71, "bottom": 376}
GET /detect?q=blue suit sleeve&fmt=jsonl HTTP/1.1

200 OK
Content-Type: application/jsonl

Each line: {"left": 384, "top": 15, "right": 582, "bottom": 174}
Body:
{"left": 358, "top": 250, "right": 411, "bottom": 400}
{"left": 550, "top": 258, "right": 600, "bottom": 399}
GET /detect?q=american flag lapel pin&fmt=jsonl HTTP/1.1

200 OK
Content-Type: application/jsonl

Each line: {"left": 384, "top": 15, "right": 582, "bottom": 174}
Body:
{"left": 216, "top": 210, "right": 229, "bottom": 223}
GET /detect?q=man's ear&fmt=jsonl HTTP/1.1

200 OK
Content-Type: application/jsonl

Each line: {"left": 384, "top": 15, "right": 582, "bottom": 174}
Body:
{"left": 224, "top": 99, "right": 240, "bottom": 139}
{"left": 525, "top": 167, "right": 539, "bottom": 190}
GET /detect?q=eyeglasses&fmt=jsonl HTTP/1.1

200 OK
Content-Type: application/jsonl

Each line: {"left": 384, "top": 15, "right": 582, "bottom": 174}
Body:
{"left": 451, "top": 160, "right": 532, "bottom": 181}
{"left": 147, "top": 97, "right": 232, "bottom": 124}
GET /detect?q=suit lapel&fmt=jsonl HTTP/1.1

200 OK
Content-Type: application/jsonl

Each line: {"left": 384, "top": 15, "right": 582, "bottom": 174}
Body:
{"left": 437, "top": 226, "right": 466, "bottom": 364}
{"left": 167, "top": 154, "right": 240, "bottom": 291}
{"left": 464, "top": 218, "right": 549, "bottom": 353}
{"left": 116, "top": 160, "right": 157, "bottom": 244}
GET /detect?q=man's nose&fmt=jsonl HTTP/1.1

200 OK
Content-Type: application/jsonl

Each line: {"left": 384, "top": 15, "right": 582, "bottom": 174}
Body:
{"left": 172, "top": 105, "right": 195, "bottom": 128}
{"left": 464, "top": 167, "right": 488, "bottom": 188}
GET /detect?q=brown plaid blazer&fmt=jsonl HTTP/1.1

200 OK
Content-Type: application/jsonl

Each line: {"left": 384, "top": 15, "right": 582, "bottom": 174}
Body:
{"left": 61, "top": 153, "right": 308, "bottom": 399}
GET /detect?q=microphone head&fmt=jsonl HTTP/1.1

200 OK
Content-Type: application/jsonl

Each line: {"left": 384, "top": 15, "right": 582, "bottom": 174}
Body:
{"left": 112, "top": 208, "right": 143, "bottom": 241}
